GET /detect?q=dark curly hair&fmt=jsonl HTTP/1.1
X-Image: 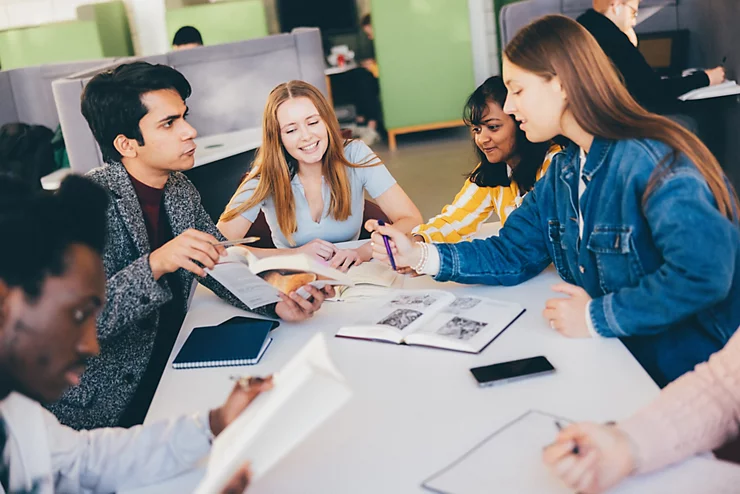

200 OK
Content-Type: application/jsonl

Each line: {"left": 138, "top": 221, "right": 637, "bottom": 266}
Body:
{"left": 464, "top": 76, "right": 550, "bottom": 192}
{"left": 0, "top": 174, "right": 108, "bottom": 300}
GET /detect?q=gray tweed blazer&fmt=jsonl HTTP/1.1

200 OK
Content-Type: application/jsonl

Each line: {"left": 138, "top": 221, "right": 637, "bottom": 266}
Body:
{"left": 48, "top": 162, "right": 275, "bottom": 430}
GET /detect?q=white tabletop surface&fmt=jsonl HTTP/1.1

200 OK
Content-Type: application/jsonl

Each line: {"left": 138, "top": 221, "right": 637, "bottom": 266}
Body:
{"left": 126, "top": 224, "right": 660, "bottom": 493}
{"left": 41, "top": 167, "right": 74, "bottom": 190}
{"left": 40, "top": 127, "right": 263, "bottom": 190}
{"left": 192, "top": 127, "right": 262, "bottom": 168}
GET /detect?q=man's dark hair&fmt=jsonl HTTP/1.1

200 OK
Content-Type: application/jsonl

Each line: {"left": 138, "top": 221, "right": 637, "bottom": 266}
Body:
{"left": 361, "top": 14, "right": 371, "bottom": 27}
{"left": 81, "top": 62, "right": 192, "bottom": 163}
{"left": 0, "top": 123, "right": 55, "bottom": 189}
{"left": 0, "top": 174, "right": 108, "bottom": 300}
{"left": 172, "top": 26, "right": 203, "bottom": 47}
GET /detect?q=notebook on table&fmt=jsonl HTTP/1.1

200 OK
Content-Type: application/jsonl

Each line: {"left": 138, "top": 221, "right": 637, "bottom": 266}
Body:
{"left": 172, "top": 316, "right": 279, "bottom": 369}
{"left": 422, "top": 410, "right": 740, "bottom": 494}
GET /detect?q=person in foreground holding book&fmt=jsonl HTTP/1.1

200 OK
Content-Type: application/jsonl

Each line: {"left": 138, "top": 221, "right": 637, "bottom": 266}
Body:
{"left": 48, "top": 62, "right": 331, "bottom": 432}
{"left": 218, "top": 80, "right": 422, "bottom": 272}
{"left": 0, "top": 174, "right": 268, "bottom": 494}
{"left": 543, "top": 324, "right": 740, "bottom": 493}
{"left": 366, "top": 15, "right": 740, "bottom": 388}
{"left": 411, "top": 76, "right": 561, "bottom": 243}
{"left": 578, "top": 0, "right": 725, "bottom": 114}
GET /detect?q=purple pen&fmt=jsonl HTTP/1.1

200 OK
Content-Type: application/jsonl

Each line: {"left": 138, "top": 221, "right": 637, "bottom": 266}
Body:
{"left": 376, "top": 219, "right": 397, "bottom": 271}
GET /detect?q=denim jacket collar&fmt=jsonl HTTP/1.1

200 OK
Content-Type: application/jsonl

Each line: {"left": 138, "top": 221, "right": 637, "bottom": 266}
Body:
{"left": 559, "top": 137, "right": 613, "bottom": 183}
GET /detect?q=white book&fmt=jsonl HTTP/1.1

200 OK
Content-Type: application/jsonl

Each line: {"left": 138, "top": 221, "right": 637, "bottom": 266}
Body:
{"left": 423, "top": 410, "right": 740, "bottom": 494}
{"left": 194, "top": 333, "right": 352, "bottom": 494}
{"left": 331, "top": 261, "right": 400, "bottom": 302}
{"left": 336, "top": 290, "right": 525, "bottom": 353}
{"left": 207, "top": 247, "right": 354, "bottom": 309}
{"left": 679, "top": 80, "right": 740, "bottom": 101}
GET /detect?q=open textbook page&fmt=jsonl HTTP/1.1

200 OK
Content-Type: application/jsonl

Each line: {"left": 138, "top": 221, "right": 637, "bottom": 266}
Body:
{"left": 194, "top": 334, "right": 352, "bottom": 494}
{"left": 336, "top": 291, "right": 524, "bottom": 353}
{"left": 332, "top": 261, "right": 401, "bottom": 301}
{"left": 207, "top": 247, "right": 353, "bottom": 307}
{"left": 422, "top": 410, "right": 740, "bottom": 494}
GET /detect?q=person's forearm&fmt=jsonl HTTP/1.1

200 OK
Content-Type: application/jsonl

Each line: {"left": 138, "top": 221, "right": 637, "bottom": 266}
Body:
{"left": 389, "top": 215, "right": 424, "bottom": 235}
{"left": 356, "top": 241, "right": 373, "bottom": 261}
{"left": 619, "top": 329, "right": 740, "bottom": 473}
{"left": 49, "top": 409, "right": 211, "bottom": 493}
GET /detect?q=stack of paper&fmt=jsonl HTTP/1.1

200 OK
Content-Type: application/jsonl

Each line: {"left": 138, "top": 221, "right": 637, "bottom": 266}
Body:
{"left": 679, "top": 80, "right": 740, "bottom": 101}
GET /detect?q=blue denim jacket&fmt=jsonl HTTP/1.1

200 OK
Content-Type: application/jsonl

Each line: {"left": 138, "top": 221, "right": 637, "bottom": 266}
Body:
{"left": 434, "top": 138, "right": 740, "bottom": 386}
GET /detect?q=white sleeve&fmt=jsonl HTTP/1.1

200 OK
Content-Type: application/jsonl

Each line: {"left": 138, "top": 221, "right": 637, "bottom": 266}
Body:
{"left": 47, "top": 406, "right": 211, "bottom": 493}
{"left": 585, "top": 300, "right": 601, "bottom": 338}
{"left": 419, "top": 243, "right": 441, "bottom": 276}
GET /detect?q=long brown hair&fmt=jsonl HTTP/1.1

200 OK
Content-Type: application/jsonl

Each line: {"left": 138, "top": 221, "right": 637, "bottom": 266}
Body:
{"left": 219, "top": 80, "right": 379, "bottom": 244}
{"left": 504, "top": 15, "right": 738, "bottom": 219}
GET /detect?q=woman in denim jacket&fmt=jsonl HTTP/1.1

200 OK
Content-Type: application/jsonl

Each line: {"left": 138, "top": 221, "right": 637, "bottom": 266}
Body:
{"left": 366, "top": 15, "right": 740, "bottom": 388}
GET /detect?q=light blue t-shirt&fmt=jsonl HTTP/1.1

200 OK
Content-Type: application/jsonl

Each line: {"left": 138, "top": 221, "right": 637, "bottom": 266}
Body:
{"left": 231, "top": 140, "right": 396, "bottom": 248}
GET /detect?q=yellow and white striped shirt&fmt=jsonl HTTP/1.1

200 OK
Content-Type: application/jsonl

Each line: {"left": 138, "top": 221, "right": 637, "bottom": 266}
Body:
{"left": 413, "top": 143, "right": 562, "bottom": 243}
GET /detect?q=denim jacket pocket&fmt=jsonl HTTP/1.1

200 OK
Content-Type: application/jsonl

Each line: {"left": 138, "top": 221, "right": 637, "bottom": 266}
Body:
{"left": 586, "top": 225, "right": 646, "bottom": 293}
{"left": 548, "top": 220, "right": 574, "bottom": 283}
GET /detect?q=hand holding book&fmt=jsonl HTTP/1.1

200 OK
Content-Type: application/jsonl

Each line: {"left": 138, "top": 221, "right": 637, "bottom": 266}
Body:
{"left": 209, "top": 376, "right": 274, "bottom": 437}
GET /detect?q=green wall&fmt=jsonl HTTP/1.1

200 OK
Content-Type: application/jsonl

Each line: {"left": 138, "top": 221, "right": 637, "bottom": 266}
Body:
{"left": 0, "top": 21, "right": 104, "bottom": 70}
{"left": 372, "top": 0, "right": 475, "bottom": 130}
{"left": 90, "top": 1, "right": 134, "bottom": 57}
{"left": 166, "top": 0, "right": 269, "bottom": 47}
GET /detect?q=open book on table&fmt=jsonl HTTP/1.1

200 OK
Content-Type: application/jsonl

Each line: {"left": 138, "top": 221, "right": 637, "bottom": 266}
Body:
{"left": 331, "top": 260, "right": 401, "bottom": 302}
{"left": 336, "top": 290, "right": 525, "bottom": 353}
{"left": 679, "top": 80, "right": 740, "bottom": 101}
{"left": 206, "top": 247, "right": 354, "bottom": 309}
{"left": 423, "top": 410, "right": 740, "bottom": 494}
{"left": 194, "top": 333, "right": 352, "bottom": 494}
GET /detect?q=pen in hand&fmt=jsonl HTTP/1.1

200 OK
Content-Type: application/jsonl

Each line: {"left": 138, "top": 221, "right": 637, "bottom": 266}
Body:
{"left": 555, "top": 420, "right": 580, "bottom": 455}
{"left": 213, "top": 236, "right": 260, "bottom": 248}
{"left": 376, "top": 219, "right": 397, "bottom": 271}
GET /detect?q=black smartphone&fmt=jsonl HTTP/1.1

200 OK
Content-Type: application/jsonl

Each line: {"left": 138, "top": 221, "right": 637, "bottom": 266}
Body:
{"left": 470, "top": 356, "right": 555, "bottom": 387}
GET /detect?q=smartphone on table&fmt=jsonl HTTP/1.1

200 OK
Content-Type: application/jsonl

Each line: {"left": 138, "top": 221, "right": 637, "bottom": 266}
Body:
{"left": 470, "top": 356, "right": 555, "bottom": 387}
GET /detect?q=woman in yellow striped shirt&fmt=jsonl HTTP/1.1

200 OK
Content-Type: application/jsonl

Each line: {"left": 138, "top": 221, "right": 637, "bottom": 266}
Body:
{"left": 413, "top": 76, "right": 562, "bottom": 243}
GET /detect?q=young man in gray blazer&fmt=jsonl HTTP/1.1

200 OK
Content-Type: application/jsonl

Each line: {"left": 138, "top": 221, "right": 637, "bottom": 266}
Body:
{"left": 48, "top": 62, "right": 330, "bottom": 430}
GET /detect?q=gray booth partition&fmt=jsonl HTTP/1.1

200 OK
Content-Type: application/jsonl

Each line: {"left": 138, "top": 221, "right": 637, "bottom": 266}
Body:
{"left": 0, "top": 59, "right": 114, "bottom": 130}
{"left": 54, "top": 27, "right": 327, "bottom": 175}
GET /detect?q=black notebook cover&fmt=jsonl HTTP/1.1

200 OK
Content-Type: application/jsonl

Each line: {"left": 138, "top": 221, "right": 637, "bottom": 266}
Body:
{"left": 172, "top": 317, "right": 278, "bottom": 369}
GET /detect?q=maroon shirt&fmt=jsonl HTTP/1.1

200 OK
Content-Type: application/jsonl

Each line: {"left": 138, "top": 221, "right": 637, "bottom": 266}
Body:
{"left": 128, "top": 173, "right": 168, "bottom": 250}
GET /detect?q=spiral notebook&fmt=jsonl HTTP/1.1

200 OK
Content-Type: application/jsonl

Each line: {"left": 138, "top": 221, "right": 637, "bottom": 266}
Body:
{"left": 172, "top": 316, "right": 277, "bottom": 369}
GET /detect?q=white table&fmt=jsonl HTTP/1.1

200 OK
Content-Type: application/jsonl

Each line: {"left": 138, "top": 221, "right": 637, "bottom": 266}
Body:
{"left": 40, "top": 127, "right": 263, "bottom": 190}
{"left": 192, "top": 127, "right": 262, "bottom": 169}
{"left": 128, "top": 226, "right": 660, "bottom": 493}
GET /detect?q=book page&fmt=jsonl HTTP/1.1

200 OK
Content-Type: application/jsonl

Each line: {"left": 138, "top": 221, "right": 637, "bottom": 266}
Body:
{"left": 331, "top": 262, "right": 401, "bottom": 302}
{"left": 679, "top": 80, "right": 740, "bottom": 101}
{"left": 207, "top": 259, "right": 281, "bottom": 309}
{"left": 336, "top": 290, "right": 455, "bottom": 342}
{"left": 195, "top": 334, "right": 352, "bottom": 493}
{"left": 406, "top": 296, "right": 523, "bottom": 353}
{"left": 346, "top": 261, "right": 399, "bottom": 287}
{"left": 247, "top": 250, "right": 353, "bottom": 286}
{"left": 423, "top": 410, "right": 740, "bottom": 494}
